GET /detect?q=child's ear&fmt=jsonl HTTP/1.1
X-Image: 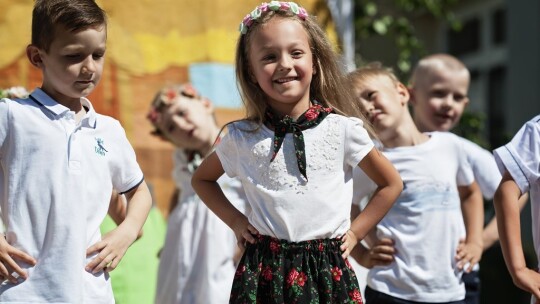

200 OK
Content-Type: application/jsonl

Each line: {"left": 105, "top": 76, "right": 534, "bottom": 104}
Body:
{"left": 397, "top": 83, "right": 410, "bottom": 106}
{"left": 26, "top": 45, "right": 43, "bottom": 68}
{"left": 406, "top": 86, "right": 416, "bottom": 106}
{"left": 201, "top": 97, "right": 215, "bottom": 113}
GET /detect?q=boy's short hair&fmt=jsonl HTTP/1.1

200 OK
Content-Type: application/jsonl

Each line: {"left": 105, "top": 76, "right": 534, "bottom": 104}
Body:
{"left": 31, "top": 0, "right": 107, "bottom": 51}
{"left": 409, "top": 54, "right": 469, "bottom": 87}
{"left": 348, "top": 62, "right": 401, "bottom": 87}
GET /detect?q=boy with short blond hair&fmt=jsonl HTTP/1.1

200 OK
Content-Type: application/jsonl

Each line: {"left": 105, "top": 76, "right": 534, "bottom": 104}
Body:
{"left": 349, "top": 63, "right": 484, "bottom": 303}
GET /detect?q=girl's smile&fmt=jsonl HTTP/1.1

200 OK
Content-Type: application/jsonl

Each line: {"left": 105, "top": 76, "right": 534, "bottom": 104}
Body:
{"left": 248, "top": 17, "right": 314, "bottom": 117}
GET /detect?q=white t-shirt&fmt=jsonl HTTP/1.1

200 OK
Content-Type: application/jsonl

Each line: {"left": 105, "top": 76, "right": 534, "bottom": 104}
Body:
{"left": 353, "top": 132, "right": 474, "bottom": 302}
{"left": 156, "top": 149, "right": 247, "bottom": 304}
{"left": 458, "top": 136, "right": 501, "bottom": 200}
{"left": 0, "top": 89, "right": 144, "bottom": 303}
{"left": 493, "top": 115, "right": 540, "bottom": 269}
{"left": 216, "top": 114, "right": 374, "bottom": 242}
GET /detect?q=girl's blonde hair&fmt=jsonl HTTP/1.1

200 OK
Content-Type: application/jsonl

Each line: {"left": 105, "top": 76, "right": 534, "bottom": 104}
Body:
{"left": 235, "top": 3, "right": 369, "bottom": 130}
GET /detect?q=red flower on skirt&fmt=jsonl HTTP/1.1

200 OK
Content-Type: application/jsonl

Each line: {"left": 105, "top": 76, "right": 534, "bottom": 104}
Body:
{"left": 349, "top": 289, "right": 363, "bottom": 303}
{"left": 262, "top": 266, "right": 273, "bottom": 281}
{"left": 235, "top": 265, "right": 246, "bottom": 277}
{"left": 331, "top": 266, "right": 342, "bottom": 281}
{"left": 270, "top": 241, "right": 280, "bottom": 254}
{"left": 287, "top": 268, "right": 299, "bottom": 287}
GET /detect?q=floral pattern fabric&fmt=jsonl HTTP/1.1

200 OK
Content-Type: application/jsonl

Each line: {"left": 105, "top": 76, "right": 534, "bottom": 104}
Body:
{"left": 230, "top": 235, "right": 363, "bottom": 304}
{"left": 264, "top": 101, "right": 333, "bottom": 180}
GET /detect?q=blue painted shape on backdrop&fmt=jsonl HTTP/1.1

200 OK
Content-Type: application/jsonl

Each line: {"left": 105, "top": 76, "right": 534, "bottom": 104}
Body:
{"left": 189, "top": 63, "right": 242, "bottom": 108}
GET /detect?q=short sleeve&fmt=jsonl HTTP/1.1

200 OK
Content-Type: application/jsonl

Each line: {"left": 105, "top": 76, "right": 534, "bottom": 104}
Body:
{"left": 460, "top": 137, "right": 501, "bottom": 199}
{"left": 0, "top": 99, "right": 10, "bottom": 157}
{"left": 215, "top": 124, "right": 240, "bottom": 178}
{"left": 109, "top": 120, "right": 144, "bottom": 194}
{"left": 344, "top": 117, "right": 375, "bottom": 167}
{"left": 494, "top": 116, "right": 540, "bottom": 194}
{"left": 352, "top": 166, "right": 377, "bottom": 208}
{"left": 454, "top": 135, "right": 475, "bottom": 187}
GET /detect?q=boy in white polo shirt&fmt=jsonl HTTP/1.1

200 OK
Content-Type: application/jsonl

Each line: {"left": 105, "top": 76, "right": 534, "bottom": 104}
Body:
{"left": 0, "top": 0, "right": 152, "bottom": 303}
{"left": 493, "top": 115, "right": 540, "bottom": 303}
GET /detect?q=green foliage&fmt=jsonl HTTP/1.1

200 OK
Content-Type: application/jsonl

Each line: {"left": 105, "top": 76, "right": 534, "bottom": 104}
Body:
{"left": 452, "top": 111, "right": 491, "bottom": 149}
{"left": 354, "top": 0, "right": 460, "bottom": 74}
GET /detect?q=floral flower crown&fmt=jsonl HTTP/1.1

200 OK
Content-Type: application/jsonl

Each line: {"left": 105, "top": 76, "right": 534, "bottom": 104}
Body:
{"left": 147, "top": 83, "right": 199, "bottom": 126}
{"left": 239, "top": 1, "right": 309, "bottom": 34}
{"left": 0, "top": 86, "right": 29, "bottom": 99}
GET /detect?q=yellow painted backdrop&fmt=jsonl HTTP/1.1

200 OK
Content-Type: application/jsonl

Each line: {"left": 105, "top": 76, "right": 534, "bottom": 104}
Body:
{"left": 0, "top": 0, "right": 339, "bottom": 216}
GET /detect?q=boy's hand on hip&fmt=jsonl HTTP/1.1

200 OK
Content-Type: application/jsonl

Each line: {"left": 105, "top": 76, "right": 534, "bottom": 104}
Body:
{"left": 0, "top": 235, "right": 36, "bottom": 284}
{"left": 85, "top": 224, "right": 138, "bottom": 274}
{"left": 455, "top": 238, "right": 482, "bottom": 273}
{"left": 363, "top": 238, "right": 395, "bottom": 268}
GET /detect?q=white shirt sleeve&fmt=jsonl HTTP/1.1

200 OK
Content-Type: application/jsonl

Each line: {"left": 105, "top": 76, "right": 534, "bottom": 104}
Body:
{"left": 109, "top": 120, "right": 144, "bottom": 193}
{"left": 216, "top": 123, "right": 240, "bottom": 178}
{"left": 459, "top": 137, "right": 501, "bottom": 200}
{"left": 345, "top": 117, "right": 375, "bottom": 167}
{"left": 454, "top": 135, "right": 475, "bottom": 187}
{"left": 493, "top": 115, "right": 540, "bottom": 194}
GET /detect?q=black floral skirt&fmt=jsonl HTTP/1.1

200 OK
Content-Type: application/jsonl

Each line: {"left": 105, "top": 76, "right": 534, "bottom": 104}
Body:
{"left": 230, "top": 234, "right": 363, "bottom": 304}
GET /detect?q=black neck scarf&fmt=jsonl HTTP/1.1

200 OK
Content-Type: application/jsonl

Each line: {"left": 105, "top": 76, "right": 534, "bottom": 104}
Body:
{"left": 263, "top": 101, "right": 333, "bottom": 180}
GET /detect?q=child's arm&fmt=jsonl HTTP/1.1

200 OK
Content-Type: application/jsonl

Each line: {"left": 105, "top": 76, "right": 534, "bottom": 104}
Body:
{"left": 191, "top": 152, "right": 258, "bottom": 249}
{"left": 85, "top": 181, "right": 152, "bottom": 273}
{"left": 344, "top": 148, "right": 402, "bottom": 259}
{"left": 455, "top": 181, "right": 483, "bottom": 272}
{"left": 482, "top": 193, "right": 528, "bottom": 250}
{"left": 107, "top": 190, "right": 143, "bottom": 239}
{"left": 494, "top": 171, "right": 540, "bottom": 300}
{"left": 350, "top": 238, "right": 395, "bottom": 268}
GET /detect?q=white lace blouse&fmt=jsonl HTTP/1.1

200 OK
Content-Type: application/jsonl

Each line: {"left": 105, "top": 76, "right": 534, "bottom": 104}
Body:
{"left": 216, "top": 114, "right": 374, "bottom": 242}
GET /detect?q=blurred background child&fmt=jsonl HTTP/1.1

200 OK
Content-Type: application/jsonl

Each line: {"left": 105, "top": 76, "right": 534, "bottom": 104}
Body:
{"left": 409, "top": 53, "right": 528, "bottom": 304}
{"left": 147, "top": 83, "right": 247, "bottom": 304}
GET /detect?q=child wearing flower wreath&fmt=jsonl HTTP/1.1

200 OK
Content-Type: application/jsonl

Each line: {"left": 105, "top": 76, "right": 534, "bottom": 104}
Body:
{"left": 147, "top": 83, "right": 247, "bottom": 304}
{"left": 191, "top": 2, "right": 403, "bottom": 302}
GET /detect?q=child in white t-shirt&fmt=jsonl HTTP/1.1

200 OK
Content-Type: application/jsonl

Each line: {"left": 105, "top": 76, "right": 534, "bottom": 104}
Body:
{"left": 191, "top": 2, "right": 403, "bottom": 302}
{"left": 493, "top": 115, "right": 540, "bottom": 304}
{"left": 147, "top": 83, "right": 247, "bottom": 304}
{"left": 408, "top": 53, "right": 529, "bottom": 304}
{"left": 349, "top": 63, "right": 484, "bottom": 303}
{"left": 0, "top": 1, "right": 152, "bottom": 302}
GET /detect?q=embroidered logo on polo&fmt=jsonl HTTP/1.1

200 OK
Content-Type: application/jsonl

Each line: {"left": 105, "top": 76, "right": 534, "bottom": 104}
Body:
{"left": 95, "top": 138, "right": 108, "bottom": 156}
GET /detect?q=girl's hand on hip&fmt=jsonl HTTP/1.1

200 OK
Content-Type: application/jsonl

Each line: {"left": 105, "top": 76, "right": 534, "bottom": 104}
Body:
{"left": 232, "top": 215, "right": 259, "bottom": 250}
{"left": 340, "top": 229, "right": 358, "bottom": 259}
{"left": 0, "top": 235, "right": 36, "bottom": 284}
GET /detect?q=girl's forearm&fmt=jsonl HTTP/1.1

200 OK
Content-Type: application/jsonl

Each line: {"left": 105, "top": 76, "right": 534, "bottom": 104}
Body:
{"left": 350, "top": 184, "right": 401, "bottom": 240}
{"left": 192, "top": 179, "right": 245, "bottom": 229}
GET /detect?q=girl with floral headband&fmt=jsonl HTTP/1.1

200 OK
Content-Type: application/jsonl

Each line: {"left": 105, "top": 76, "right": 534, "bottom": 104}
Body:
{"left": 191, "top": 2, "right": 403, "bottom": 302}
{"left": 147, "top": 83, "right": 247, "bottom": 304}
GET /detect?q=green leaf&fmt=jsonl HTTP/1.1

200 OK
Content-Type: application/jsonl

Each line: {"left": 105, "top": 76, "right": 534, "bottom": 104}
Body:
{"left": 365, "top": 2, "right": 377, "bottom": 16}
{"left": 373, "top": 20, "right": 388, "bottom": 34}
